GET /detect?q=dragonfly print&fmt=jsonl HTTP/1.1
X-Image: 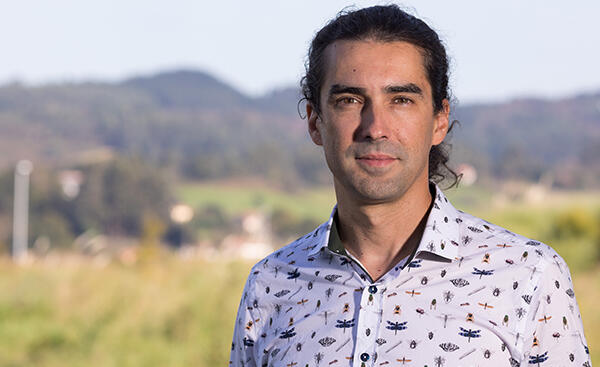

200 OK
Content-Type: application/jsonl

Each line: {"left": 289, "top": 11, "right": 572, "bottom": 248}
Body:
{"left": 472, "top": 267, "right": 494, "bottom": 279}
{"left": 279, "top": 327, "right": 297, "bottom": 341}
{"left": 528, "top": 351, "right": 549, "bottom": 366}
{"left": 407, "top": 259, "right": 422, "bottom": 272}
{"left": 458, "top": 327, "right": 481, "bottom": 342}
{"left": 386, "top": 321, "right": 408, "bottom": 335}
{"left": 287, "top": 268, "right": 301, "bottom": 282}
{"left": 339, "top": 257, "right": 351, "bottom": 266}
{"left": 335, "top": 319, "right": 355, "bottom": 334}
{"left": 229, "top": 183, "right": 590, "bottom": 367}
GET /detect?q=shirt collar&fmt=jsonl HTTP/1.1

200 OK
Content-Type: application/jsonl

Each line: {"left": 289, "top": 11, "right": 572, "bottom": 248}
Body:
{"left": 413, "top": 183, "right": 460, "bottom": 261}
{"left": 307, "top": 206, "right": 336, "bottom": 256}
{"left": 307, "top": 182, "right": 460, "bottom": 262}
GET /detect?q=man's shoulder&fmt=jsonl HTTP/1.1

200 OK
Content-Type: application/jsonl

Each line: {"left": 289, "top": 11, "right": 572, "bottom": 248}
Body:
{"left": 456, "top": 209, "right": 565, "bottom": 268}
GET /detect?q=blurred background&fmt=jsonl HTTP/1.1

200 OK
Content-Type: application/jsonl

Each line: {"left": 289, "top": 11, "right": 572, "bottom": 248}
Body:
{"left": 0, "top": 0, "right": 598, "bottom": 365}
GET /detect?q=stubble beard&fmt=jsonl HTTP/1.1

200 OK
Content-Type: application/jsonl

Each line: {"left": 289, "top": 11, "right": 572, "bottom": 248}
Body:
{"left": 338, "top": 165, "right": 417, "bottom": 204}
{"left": 329, "top": 142, "right": 424, "bottom": 204}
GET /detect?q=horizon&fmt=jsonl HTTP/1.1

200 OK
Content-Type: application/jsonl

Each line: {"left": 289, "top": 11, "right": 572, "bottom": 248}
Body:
{"left": 2, "top": 67, "right": 598, "bottom": 107}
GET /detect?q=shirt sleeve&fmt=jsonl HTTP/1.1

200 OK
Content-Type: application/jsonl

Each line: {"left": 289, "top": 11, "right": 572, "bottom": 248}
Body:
{"left": 230, "top": 268, "right": 262, "bottom": 367}
{"left": 522, "top": 252, "right": 591, "bottom": 366}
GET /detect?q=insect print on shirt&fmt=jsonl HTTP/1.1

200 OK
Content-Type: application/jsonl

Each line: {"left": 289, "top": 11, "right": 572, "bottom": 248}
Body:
{"left": 386, "top": 321, "right": 408, "bottom": 335}
{"left": 458, "top": 328, "right": 481, "bottom": 342}
{"left": 406, "top": 259, "right": 422, "bottom": 272}
{"left": 439, "top": 342, "right": 459, "bottom": 352}
{"left": 532, "top": 334, "right": 540, "bottom": 347}
{"left": 529, "top": 352, "right": 549, "bottom": 365}
{"left": 515, "top": 307, "right": 526, "bottom": 319}
{"left": 538, "top": 314, "right": 552, "bottom": 323}
{"left": 437, "top": 314, "right": 454, "bottom": 328}
{"left": 334, "top": 318, "right": 355, "bottom": 333}
{"left": 492, "top": 286, "right": 502, "bottom": 297}
{"left": 433, "top": 355, "right": 445, "bottom": 367}
{"left": 472, "top": 267, "right": 494, "bottom": 279}
{"left": 478, "top": 302, "right": 494, "bottom": 310}
{"left": 440, "top": 291, "right": 453, "bottom": 305}
{"left": 230, "top": 184, "right": 591, "bottom": 367}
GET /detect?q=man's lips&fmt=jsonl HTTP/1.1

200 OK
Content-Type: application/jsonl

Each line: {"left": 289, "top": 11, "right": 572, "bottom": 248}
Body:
{"left": 356, "top": 154, "right": 397, "bottom": 167}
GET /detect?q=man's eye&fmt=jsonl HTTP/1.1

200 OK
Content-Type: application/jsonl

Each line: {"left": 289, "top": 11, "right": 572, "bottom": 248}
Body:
{"left": 337, "top": 97, "right": 359, "bottom": 105}
{"left": 393, "top": 96, "right": 413, "bottom": 104}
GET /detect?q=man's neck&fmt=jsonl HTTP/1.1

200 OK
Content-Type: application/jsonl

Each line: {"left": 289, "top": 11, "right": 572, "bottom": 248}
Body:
{"left": 334, "top": 179, "right": 434, "bottom": 281}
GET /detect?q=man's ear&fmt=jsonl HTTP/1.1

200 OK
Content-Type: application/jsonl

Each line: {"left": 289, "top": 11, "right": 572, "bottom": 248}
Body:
{"left": 307, "top": 103, "right": 323, "bottom": 146}
{"left": 432, "top": 99, "right": 450, "bottom": 146}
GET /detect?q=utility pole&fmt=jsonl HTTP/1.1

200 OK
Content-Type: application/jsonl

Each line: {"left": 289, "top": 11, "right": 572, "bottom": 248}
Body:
{"left": 12, "top": 160, "right": 33, "bottom": 263}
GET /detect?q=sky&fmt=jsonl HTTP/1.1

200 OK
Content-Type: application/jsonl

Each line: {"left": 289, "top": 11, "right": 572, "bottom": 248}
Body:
{"left": 1, "top": 0, "right": 599, "bottom": 104}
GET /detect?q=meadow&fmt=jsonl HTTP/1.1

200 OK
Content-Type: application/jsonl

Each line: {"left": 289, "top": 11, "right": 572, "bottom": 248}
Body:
{"left": 0, "top": 182, "right": 597, "bottom": 366}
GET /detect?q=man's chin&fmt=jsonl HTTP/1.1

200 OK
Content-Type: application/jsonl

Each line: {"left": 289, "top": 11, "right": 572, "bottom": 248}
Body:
{"left": 347, "top": 176, "right": 409, "bottom": 204}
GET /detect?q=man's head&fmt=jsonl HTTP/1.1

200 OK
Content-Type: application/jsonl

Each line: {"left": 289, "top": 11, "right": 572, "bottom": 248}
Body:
{"left": 301, "top": 5, "right": 459, "bottom": 189}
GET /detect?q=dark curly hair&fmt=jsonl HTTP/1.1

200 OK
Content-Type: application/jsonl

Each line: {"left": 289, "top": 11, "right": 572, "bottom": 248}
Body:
{"left": 300, "top": 5, "right": 460, "bottom": 187}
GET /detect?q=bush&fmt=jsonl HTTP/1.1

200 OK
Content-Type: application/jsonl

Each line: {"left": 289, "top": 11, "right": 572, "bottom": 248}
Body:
{"left": 551, "top": 208, "right": 598, "bottom": 240}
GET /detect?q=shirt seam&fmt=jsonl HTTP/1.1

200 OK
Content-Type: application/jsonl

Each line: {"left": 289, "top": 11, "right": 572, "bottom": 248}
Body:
{"left": 514, "top": 256, "right": 549, "bottom": 361}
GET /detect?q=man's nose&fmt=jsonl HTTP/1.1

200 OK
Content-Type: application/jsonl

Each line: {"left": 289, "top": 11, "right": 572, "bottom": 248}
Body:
{"left": 354, "top": 101, "right": 390, "bottom": 142}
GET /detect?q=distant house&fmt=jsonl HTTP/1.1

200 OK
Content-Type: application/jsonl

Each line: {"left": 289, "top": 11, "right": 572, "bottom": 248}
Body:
{"left": 219, "top": 210, "right": 274, "bottom": 260}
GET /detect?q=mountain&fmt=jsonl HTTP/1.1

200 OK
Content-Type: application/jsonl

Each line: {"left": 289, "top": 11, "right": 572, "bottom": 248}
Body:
{"left": 0, "top": 69, "right": 598, "bottom": 188}
{"left": 122, "top": 70, "right": 252, "bottom": 110}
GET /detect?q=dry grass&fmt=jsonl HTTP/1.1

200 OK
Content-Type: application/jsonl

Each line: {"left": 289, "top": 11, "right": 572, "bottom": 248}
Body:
{"left": 0, "top": 254, "right": 596, "bottom": 366}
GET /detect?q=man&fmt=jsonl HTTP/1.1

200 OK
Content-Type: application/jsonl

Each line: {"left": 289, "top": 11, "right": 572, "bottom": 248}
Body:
{"left": 230, "top": 5, "right": 590, "bottom": 367}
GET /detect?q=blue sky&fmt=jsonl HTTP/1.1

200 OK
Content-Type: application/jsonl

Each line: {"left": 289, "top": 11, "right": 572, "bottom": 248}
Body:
{"left": 1, "top": 0, "right": 599, "bottom": 103}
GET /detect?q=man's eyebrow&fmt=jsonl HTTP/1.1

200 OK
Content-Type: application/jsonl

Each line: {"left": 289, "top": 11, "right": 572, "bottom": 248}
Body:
{"left": 385, "top": 83, "right": 423, "bottom": 95}
{"left": 328, "top": 84, "right": 366, "bottom": 96}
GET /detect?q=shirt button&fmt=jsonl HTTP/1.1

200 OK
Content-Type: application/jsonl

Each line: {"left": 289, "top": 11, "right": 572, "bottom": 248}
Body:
{"left": 368, "top": 285, "right": 378, "bottom": 294}
{"left": 360, "top": 352, "right": 370, "bottom": 362}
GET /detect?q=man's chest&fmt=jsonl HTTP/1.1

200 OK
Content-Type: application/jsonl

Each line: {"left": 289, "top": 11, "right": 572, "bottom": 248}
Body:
{"left": 251, "top": 254, "right": 538, "bottom": 367}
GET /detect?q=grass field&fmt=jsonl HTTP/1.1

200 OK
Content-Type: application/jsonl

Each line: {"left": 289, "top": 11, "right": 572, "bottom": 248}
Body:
{"left": 176, "top": 180, "right": 336, "bottom": 222}
{"left": 0, "top": 256, "right": 249, "bottom": 366}
{"left": 0, "top": 256, "right": 596, "bottom": 366}
{"left": 0, "top": 182, "right": 596, "bottom": 366}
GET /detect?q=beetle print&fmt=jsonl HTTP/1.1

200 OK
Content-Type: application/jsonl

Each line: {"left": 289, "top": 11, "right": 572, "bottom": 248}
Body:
{"left": 230, "top": 184, "right": 591, "bottom": 367}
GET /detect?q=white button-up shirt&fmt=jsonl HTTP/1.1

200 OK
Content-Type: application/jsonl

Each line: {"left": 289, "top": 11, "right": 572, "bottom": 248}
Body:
{"left": 230, "top": 184, "right": 591, "bottom": 367}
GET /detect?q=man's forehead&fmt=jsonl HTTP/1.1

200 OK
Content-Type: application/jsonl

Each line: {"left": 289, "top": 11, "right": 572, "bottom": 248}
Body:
{"left": 321, "top": 39, "right": 429, "bottom": 89}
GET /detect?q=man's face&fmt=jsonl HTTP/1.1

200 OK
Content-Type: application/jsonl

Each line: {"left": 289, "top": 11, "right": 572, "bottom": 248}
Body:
{"left": 307, "top": 40, "right": 449, "bottom": 204}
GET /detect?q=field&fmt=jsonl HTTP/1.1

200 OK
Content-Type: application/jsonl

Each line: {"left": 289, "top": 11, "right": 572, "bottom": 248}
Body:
{"left": 0, "top": 182, "right": 597, "bottom": 366}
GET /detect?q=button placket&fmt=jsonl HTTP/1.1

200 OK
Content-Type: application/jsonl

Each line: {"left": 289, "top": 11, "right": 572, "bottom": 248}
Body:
{"left": 354, "top": 283, "right": 383, "bottom": 366}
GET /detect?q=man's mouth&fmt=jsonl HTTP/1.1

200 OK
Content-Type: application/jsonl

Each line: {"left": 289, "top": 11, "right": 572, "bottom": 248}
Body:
{"left": 356, "top": 154, "right": 397, "bottom": 167}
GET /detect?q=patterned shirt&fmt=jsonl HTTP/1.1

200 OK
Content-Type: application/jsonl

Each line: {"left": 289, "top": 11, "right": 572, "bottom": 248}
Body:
{"left": 230, "top": 184, "right": 591, "bottom": 367}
